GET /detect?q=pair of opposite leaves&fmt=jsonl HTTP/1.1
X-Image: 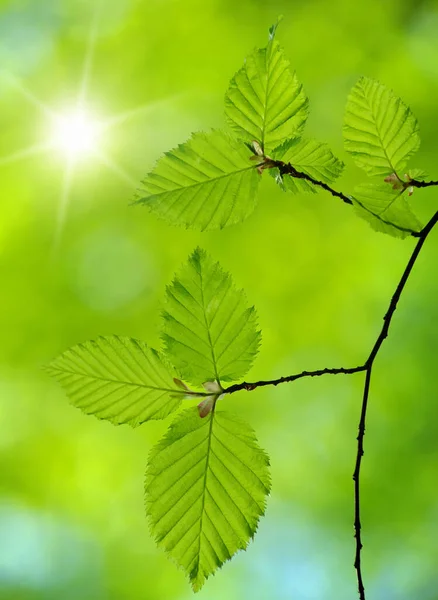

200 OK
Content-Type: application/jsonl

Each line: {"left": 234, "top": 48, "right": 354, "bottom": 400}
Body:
{"left": 137, "top": 26, "right": 424, "bottom": 239}
{"left": 47, "top": 25, "right": 425, "bottom": 592}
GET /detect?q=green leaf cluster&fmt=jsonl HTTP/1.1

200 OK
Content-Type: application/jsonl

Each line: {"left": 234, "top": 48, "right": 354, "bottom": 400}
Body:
{"left": 136, "top": 24, "right": 432, "bottom": 239}
{"left": 136, "top": 24, "right": 343, "bottom": 229}
{"left": 46, "top": 248, "right": 269, "bottom": 591}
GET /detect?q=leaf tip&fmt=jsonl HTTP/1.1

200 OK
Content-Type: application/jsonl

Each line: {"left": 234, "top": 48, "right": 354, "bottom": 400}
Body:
{"left": 269, "top": 15, "right": 284, "bottom": 40}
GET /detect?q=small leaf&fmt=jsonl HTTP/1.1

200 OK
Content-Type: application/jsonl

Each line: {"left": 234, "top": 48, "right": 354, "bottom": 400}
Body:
{"left": 136, "top": 130, "right": 260, "bottom": 231}
{"left": 45, "top": 336, "right": 183, "bottom": 426}
{"left": 162, "top": 248, "right": 261, "bottom": 386}
{"left": 272, "top": 137, "right": 344, "bottom": 194}
{"left": 344, "top": 77, "right": 420, "bottom": 177}
{"left": 145, "top": 407, "right": 271, "bottom": 591}
{"left": 224, "top": 35, "right": 308, "bottom": 153}
{"left": 405, "top": 168, "right": 427, "bottom": 181}
{"left": 268, "top": 15, "right": 284, "bottom": 41}
{"left": 352, "top": 183, "right": 422, "bottom": 238}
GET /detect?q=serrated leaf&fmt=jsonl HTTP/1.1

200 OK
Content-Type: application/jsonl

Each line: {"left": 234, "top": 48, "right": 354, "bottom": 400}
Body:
{"left": 344, "top": 77, "right": 420, "bottom": 177}
{"left": 272, "top": 137, "right": 344, "bottom": 194}
{"left": 45, "top": 336, "right": 184, "bottom": 426}
{"left": 353, "top": 183, "right": 422, "bottom": 238}
{"left": 162, "top": 248, "right": 261, "bottom": 386}
{"left": 224, "top": 38, "right": 308, "bottom": 153}
{"left": 145, "top": 407, "right": 271, "bottom": 591}
{"left": 136, "top": 130, "right": 260, "bottom": 231}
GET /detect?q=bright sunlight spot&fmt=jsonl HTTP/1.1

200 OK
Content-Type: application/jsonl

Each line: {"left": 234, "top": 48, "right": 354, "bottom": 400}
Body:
{"left": 51, "top": 111, "right": 101, "bottom": 159}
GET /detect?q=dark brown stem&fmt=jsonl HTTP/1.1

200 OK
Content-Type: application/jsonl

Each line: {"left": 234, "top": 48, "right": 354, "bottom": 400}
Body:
{"left": 271, "top": 160, "right": 437, "bottom": 239}
{"left": 353, "top": 367, "right": 371, "bottom": 600}
{"left": 274, "top": 160, "right": 353, "bottom": 205}
{"left": 223, "top": 211, "right": 438, "bottom": 600}
{"left": 411, "top": 179, "right": 438, "bottom": 189}
{"left": 351, "top": 210, "right": 438, "bottom": 598}
{"left": 224, "top": 366, "right": 365, "bottom": 394}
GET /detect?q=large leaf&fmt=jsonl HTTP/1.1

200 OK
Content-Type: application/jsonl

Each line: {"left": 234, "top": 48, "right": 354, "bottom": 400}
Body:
{"left": 162, "top": 248, "right": 261, "bottom": 386}
{"left": 272, "top": 137, "right": 344, "bottom": 194}
{"left": 136, "top": 130, "right": 260, "bottom": 231}
{"left": 353, "top": 183, "right": 422, "bottom": 238}
{"left": 344, "top": 77, "right": 420, "bottom": 177}
{"left": 45, "top": 336, "right": 183, "bottom": 426}
{"left": 224, "top": 36, "right": 308, "bottom": 153}
{"left": 145, "top": 407, "right": 271, "bottom": 591}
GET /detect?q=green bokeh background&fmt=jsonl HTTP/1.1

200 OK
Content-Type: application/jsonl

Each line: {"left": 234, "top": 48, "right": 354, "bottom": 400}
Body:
{"left": 1, "top": 0, "right": 437, "bottom": 598}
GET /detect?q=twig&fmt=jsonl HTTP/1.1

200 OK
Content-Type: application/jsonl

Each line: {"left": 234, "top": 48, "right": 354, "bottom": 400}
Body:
{"left": 224, "top": 366, "right": 365, "bottom": 394}
{"left": 270, "top": 159, "right": 436, "bottom": 239}
{"left": 223, "top": 210, "right": 438, "bottom": 600}
{"left": 274, "top": 160, "right": 353, "bottom": 205}
{"left": 411, "top": 179, "right": 438, "bottom": 189}
{"left": 352, "top": 209, "right": 438, "bottom": 599}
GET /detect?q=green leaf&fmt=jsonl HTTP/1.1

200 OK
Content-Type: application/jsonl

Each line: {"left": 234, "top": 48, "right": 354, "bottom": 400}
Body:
{"left": 45, "top": 336, "right": 184, "bottom": 426}
{"left": 136, "top": 130, "right": 260, "bottom": 231}
{"left": 224, "top": 37, "right": 308, "bottom": 153}
{"left": 406, "top": 168, "right": 427, "bottom": 181}
{"left": 352, "top": 183, "right": 422, "bottom": 238}
{"left": 272, "top": 137, "right": 344, "bottom": 193}
{"left": 162, "top": 248, "right": 261, "bottom": 386}
{"left": 344, "top": 77, "right": 420, "bottom": 177}
{"left": 145, "top": 407, "right": 271, "bottom": 592}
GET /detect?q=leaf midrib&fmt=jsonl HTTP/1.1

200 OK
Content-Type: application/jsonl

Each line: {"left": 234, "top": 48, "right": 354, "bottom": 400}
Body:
{"left": 198, "top": 259, "right": 221, "bottom": 383}
{"left": 47, "top": 366, "right": 186, "bottom": 395}
{"left": 143, "top": 165, "right": 257, "bottom": 198}
{"left": 192, "top": 410, "right": 216, "bottom": 586}
{"left": 359, "top": 84, "right": 398, "bottom": 174}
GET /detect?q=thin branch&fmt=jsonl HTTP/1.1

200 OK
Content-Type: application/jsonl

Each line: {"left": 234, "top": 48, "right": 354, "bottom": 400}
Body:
{"left": 224, "top": 365, "right": 366, "bottom": 395}
{"left": 366, "top": 210, "right": 438, "bottom": 366}
{"left": 352, "top": 210, "right": 438, "bottom": 599}
{"left": 411, "top": 179, "right": 438, "bottom": 189}
{"left": 353, "top": 366, "right": 371, "bottom": 600}
{"left": 270, "top": 160, "right": 436, "bottom": 239}
{"left": 274, "top": 160, "right": 353, "bottom": 205}
{"left": 222, "top": 210, "right": 438, "bottom": 600}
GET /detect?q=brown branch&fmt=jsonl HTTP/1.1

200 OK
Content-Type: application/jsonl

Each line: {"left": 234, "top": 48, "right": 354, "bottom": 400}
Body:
{"left": 411, "top": 179, "right": 438, "bottom": 189}
{"left": 223, "top": 210, "right": 438, "bottom": 600}
{"left": 352, "top": 209, "right": 438, "bottom": 599}
{"left": 224, "top": 365, "right": 366, "bottom": 395}
{"left": 274, "top": 160, "right": 353, "bottom": 205}
{"left": 270, "top": 160, "right": 437, "bottom": 239}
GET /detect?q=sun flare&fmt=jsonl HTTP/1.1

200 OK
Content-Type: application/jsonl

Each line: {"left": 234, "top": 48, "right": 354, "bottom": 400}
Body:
{"left": 51, "top": 110, "right": 101, "bottom": 159}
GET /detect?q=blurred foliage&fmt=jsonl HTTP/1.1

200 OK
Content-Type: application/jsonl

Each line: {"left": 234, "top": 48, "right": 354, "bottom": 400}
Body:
{"left": 0, "top": 0, "right": 437, "bottom": 598}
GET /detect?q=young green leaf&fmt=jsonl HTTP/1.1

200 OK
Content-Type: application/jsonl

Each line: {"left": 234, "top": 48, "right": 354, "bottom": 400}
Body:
{"left": 136, "top": 130, "right": 260, "bottom": 231}
{"left": 344, "top": 77, "right": 420, "bottom": 178}
{"left": 224, "top": 33, "right": 308, "bottom": 153}
{"left": 45, "top": 336, "right": 184, "bottom": 426}
{"left": 272, "top": 137, "right": 344, "bottom": 193}
{"left": 352, "top": 183, "right": 422, "bottom": 238}
{"left": 162, "top": 248, "right": 261, "bottom": 386}
{"left": 145, "top": 407, "right": 271, "bottom": 592}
